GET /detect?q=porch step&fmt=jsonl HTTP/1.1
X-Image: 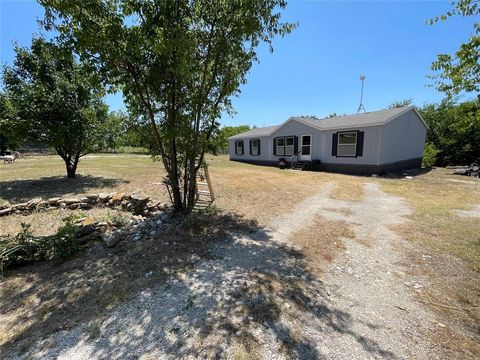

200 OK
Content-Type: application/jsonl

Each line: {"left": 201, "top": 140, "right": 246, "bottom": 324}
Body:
{"left": 292, "top": 161, "right": 306, "bottom": 170}
{"left": 292, "top": 161, "right": 311, "bottom": 171}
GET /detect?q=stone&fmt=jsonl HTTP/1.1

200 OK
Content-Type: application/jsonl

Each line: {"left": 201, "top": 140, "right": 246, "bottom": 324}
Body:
{"left": 147, "top": 201, "right": 160, "bottom": 211}
{"left": 67, "top": 203, "right": 79, "bottom": 210}
{"left": 0, "top": 203, "right": 11, "bottom": 210}
{"left": 27, "top": 198, "right": 42, "bottom": 209}
{"left": 131, "top": 194, "right": 150, "bottom": 204}
{"left": 58, "top": 202, "right": 67, "bottom": 209}
{"left": 36, "top": 200, "right": 49, "bottom": 209}
{"left": 0, "top": 207, "right": 12, "bottom": 216}
{"left": 102, "top": 229, "right": 126, "bottom": 248}
{"left": 63, "top": 198, "right": 81, "bottom": 205}
{"left": 48, "top": 197, "right": 62, "bottom": 205}
{"left": 98, "top": 193, "right": 110, "bottom": 201}
{"left": 111, "top": 193, "right": 124, "bottom": 203}
{"left": 79, "top": 202, "right": 92, "bottom": 209}
{"left": 12, "top": 203, "right": 28, "bottom": 211}
{"left": 85, "top": 194, "right": 99, "bottom": 201}
{"left": 82, "top": 217, "right": 96, "bottom": 225}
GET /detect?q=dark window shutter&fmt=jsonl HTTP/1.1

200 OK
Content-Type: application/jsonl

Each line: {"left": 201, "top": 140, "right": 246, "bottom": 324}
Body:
{"left": 294, "top": 136, "right": 298, "bottom": 155}
{"left": 241, "top": 141, "right": 244, "bottom": 155}
{"left": 273, "top": 138, "right": 277, "bottom": 155}
{"left": 258, "top": 139, "right": 261, "bottom": 155}
{"left": 332, "top": 133, "right": 338, "bottom": 156}
{"left": 235, "top": 141, "right": 238, "bottom": 155}
{"left": 356, "top": 131, "right": 364, "bottom": 157}
{"left": 249, "top": 139, "right": 253, "bottom": 155}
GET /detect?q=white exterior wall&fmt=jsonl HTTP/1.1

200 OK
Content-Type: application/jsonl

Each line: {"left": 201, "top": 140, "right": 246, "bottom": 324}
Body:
{"left": 229, "top": 119, "right": 323, "bottom": 162}
{"left": 228, "top": 136, "right": 273, "bottom": 162}
{"left": 270, "top": 120, "right": 322, "bottom": 161}
{"left": 320, "top": 125, "right": 383, "bottom": 165}
{"left": 378, "top": 110, "right": 426, "bottom": 164}
{"left": 228, "top": 108, "right": 427, "bottom": 167}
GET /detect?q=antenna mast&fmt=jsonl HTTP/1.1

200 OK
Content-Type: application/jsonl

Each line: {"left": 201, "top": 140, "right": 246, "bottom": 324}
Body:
{"left": 357, "top": 74, "right": 366, "bottom": 113}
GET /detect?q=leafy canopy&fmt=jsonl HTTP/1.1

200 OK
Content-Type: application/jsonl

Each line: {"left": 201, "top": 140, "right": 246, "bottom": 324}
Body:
{"left": 428, "top": 0, "right": 480, "bottom": 96}
{"left": 39, "top": 0, "right": 295, "bottom": 212}
{"left": 2, "top": 38, "right": 108, "bottom": 177}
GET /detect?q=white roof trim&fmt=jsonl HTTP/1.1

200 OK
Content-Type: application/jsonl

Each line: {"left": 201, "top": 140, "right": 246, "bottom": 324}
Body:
{"left": 269, "top": 117, "right": 321, "bottom": 137}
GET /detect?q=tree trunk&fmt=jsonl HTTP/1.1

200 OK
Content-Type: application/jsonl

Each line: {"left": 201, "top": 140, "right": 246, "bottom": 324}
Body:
{"left": 66, "top": 160, "right": 78, "bottom": 178}
{"left": 66, "top": 166, "right": 76, "bottom": 178}
{"left": 56, "top": 149, "right": 80, "bottom": 179}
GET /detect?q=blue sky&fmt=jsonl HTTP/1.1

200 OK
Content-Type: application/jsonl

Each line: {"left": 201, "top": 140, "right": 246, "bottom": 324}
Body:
{"left": 0, "top": 0, "right": 476, "bottom": 127}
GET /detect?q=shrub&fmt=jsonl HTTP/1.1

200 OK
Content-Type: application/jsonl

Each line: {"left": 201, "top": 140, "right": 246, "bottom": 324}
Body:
{"left": 0, "top": 216, "right": 81, "bottom": 275}
{"left": 423, "top": 143, "right": 439, "bottom": 168}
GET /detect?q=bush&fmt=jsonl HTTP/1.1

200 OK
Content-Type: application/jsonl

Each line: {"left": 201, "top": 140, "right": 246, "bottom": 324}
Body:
{"left": 0, "top": 216, "right": 81, "bottom": 274}
{"left": 423, "top": 143, "right": 439, "bottom": 168}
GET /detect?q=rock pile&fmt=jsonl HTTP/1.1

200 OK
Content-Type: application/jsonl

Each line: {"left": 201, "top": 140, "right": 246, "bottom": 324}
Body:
{"left": 73, "top": 211, "right": 173, "bottom": 248}
{"left": 0, "top": 193, "right": 165, "bottom": 217}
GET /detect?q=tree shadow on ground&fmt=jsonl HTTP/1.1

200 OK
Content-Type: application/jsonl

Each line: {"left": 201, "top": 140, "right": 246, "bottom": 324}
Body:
{"left": 0, "top": 175, "right": 129, "bottom": 203}
{"left": 1, "top": 210, "right": 398, "bottom": 359}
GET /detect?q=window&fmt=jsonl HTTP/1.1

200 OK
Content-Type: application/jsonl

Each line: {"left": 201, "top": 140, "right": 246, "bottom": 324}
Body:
{"left": 250, "top": 139, "right": 260, "bottom": 156}
{"left": 235, "top": 140, "right": 244, "bottom": 155}
{"left": 337, "top": 132, "right": 357, "bottom": 157}
{"left": 275, "top": 136, "right": 295, "bottom": 156}
{"left": 285, "top": 136, "right": 294, "bottom": 156}
{"left": 275, "top": 137, "right": 285, "bottom": 156}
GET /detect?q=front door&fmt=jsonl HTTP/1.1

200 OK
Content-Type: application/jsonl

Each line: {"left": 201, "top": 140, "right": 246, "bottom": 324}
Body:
{"left": 299, "top": 134, "right": 312, "bottom": 161}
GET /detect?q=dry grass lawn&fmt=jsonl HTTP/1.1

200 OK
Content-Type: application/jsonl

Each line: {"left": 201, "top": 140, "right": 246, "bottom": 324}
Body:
{"left": 288, "top": 215, "right": 354, "bottom": 276}
{"left": 380, "top": 168, "right": 480, "bottom": 357}
{"left": 1, "top": 154, "right": 360, "bottom": 234}
{"left": 3, "top": 154, "right": 478, "bottom": 357}
{"left": 1, "top": 154, "right": 354, "bottom": 354}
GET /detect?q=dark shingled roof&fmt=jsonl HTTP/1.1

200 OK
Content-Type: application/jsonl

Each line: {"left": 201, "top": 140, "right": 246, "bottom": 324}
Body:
{"left": 229, "top": 106, "right": 421, "bottom": 139}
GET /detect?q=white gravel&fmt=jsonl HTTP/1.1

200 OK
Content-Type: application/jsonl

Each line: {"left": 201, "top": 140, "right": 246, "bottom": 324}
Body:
{"left": 9, "top": 182, "right": 443, "bottom": 359}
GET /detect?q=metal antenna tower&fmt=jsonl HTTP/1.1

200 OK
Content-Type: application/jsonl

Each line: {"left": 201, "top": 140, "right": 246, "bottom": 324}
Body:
{"left": 357, "top": 74, "right": 366, "bottom": 113}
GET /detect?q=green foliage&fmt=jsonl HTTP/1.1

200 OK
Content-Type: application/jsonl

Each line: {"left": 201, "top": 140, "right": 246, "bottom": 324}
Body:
{"left": 0, "top": 92, "right": 27, "bottom": 155}
{"left": 2, "top": 38, "right": 108, "bottom": 177}
{"left": 428, "top": 0, "right": 480, "bottom": 96}
{"left": 40, "top": 0, "right": 295, "bottom": 213}
{"left": 422, "top": 143, "right": 440, "bottom": 167}
{"left": 96, "top": 111, "right": 128, "bottom": 151}
{"left": 0, "top": 216, "right": 80, "bottom": 271}
{"left": 388, "top": 99, "right": 413, "bottom": 108}
{"left": 419, "top": 99, "right": 480, "bottom": 165}
{"left": 208, "top": 125, "right": 250, "bottom": 154}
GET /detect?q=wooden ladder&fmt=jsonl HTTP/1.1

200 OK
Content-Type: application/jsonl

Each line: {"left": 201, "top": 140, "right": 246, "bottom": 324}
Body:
{"left": 194, "top": 159, "right": 215, "bottom": 210}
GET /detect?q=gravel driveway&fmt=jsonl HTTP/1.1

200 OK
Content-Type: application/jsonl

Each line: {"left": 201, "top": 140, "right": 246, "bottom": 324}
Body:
{"left": 11, "top": 182, "right": 442, "bottom": 359}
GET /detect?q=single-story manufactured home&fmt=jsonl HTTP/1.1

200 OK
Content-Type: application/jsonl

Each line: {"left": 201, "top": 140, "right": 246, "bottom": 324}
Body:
{"left": 228, "top": 106, "right": 427, "bottom": 174}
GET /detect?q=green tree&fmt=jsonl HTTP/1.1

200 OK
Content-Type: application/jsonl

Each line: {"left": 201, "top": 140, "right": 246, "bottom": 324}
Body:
{"left": 2, "top": 38, "right": 108, "bottom": 177}
{"left": 0, "top": 92, "right": 27, "bottom": 155}
{"left": 97, "top": 111, "right": 128, "bottom": 152}
{"left": 208, "top": 125, "right": 250, "bottom": 154}
{"left": 428, "top": 0, "right": 480, "bottom": 97}
{"left": 388, "top": 99, "right": 413, "bottom": 108}
{"left": 40, "top": 0, "right": 295, "bottom": 213}
{"left": 419, "top": 99, "right": 480, "bottom": 165}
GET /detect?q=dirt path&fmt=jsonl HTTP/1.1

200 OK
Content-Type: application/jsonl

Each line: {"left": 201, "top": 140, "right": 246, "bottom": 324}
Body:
{"left": 11, "top": 182, "right": 442, "bottom": 359}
